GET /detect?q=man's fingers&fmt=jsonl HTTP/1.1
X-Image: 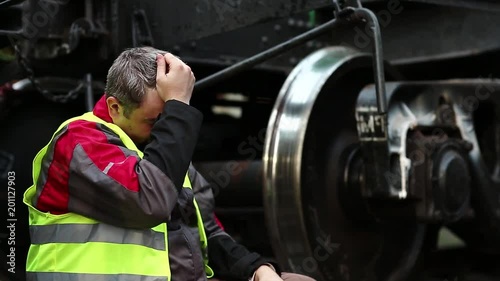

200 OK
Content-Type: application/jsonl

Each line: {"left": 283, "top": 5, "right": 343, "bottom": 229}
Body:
{"left": 163, "top": 52, "right": 185, "bottom": 69}
{"left": 156, "top": 54, "right": 166, "bottom": 79}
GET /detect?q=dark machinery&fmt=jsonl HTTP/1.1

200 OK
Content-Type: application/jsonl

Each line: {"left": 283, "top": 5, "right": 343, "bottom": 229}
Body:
{"left": 2, "top": 0, "right": 500, "bottom": 281}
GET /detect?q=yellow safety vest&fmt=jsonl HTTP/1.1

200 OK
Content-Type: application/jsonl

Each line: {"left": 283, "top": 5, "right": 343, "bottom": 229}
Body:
{"left": 23, "top": 112, "right": 214, "bottom": 281}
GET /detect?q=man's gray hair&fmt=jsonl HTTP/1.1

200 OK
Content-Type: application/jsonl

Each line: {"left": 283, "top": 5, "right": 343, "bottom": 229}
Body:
{"left": 105, "top": 46, "right": 166, "bottom": 117}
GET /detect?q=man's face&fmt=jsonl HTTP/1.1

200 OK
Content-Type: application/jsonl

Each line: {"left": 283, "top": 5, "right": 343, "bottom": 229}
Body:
{"left": 109, "top": 89, "right": 164, "bottom": 144}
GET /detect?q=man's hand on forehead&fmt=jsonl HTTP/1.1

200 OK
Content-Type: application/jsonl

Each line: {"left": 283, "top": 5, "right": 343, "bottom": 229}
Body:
{"left": 155, "top": 53, "right": 195, "bottom": 105}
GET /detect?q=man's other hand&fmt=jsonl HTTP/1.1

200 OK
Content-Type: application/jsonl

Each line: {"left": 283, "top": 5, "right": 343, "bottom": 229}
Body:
{"left": 254, "top": 265, "right": 283, "bottom": 281}
{"left": 156, "top": 53, "right": 195, "bottom": 104}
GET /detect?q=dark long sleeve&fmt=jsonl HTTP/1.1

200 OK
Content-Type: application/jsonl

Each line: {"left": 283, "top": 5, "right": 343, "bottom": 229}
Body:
{"left": 189, "top": 165, "right": 281, "bottom": 280}
{"left": 144, "top": 100, "right": 203, "bottom": 192}
{"left": 207, "top": 233, "right": 281, "bottom": 281}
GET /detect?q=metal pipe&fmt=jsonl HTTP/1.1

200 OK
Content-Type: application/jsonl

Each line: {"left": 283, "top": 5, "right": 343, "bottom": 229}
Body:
{"left": 85, "top": 73, "right": 94, "bottom": 111}
{"left": 352, "top": 8, "right": 387, "bottom": 114}
{"left": 85, "top": 0, "right": 93, "bottom": 22}
{"left": 194, "top": 18, "right": 341, "bottom": 91}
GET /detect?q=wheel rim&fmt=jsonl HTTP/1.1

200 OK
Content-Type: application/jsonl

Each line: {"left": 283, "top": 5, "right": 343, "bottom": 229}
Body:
{"left": 263, "top": 46, "right": 421, "bottom": 281}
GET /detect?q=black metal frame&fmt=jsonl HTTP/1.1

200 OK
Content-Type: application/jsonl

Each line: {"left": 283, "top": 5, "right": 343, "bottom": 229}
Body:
{"left": 195, "top": 0, "right": 389, "bottom": 118}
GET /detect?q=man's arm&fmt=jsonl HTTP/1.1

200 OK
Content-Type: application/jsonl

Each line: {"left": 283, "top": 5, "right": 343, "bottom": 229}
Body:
{"left": 143, "top": 100, "right": 203, "bottom": 192}
{"left": 189, "top": 165, "right": 282, "bottom": 281}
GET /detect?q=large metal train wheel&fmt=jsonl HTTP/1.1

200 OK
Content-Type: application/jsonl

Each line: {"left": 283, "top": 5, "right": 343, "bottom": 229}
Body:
{"left": 263, "top": 47, "right": 424, "bottom": 281}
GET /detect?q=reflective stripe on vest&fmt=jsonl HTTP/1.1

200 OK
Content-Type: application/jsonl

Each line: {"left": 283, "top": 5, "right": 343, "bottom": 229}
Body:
{"left": 30, "top": 223, "right": 166, "bottom": 250}
{"left": 26, "top": 272, "right": 166, "bottom": 281}
{"left": 24, "top": 111, "right": 213, "bottom": 280}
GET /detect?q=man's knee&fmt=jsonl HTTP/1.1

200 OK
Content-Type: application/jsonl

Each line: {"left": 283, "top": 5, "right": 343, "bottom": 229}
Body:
{"left": 281, "top": 272, "right": 316, "bottom": 281}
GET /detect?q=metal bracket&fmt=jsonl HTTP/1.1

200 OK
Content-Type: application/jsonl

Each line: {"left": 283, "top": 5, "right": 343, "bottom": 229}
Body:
{"left": 85, "top": 73, "right": 94, "bottom": 111}
{"left": 68, "top": 18, "right": 93, "bottom": 51}
{"left": 132, "top": 9, "right": 155, "bottom": 47}
{"left": 332, "top": 0, "right": 392, "bottom": 198}
{"left": 333, "top": 0, "right": 387, "bottom": 114}
{"left": 332, "top": 0, "right": 361, "bottom": 17}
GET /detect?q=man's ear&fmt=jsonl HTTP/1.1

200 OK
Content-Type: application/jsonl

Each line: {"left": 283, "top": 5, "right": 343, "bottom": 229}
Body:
{"left": 106, "top": 96, "right": 122, "bottom": 118}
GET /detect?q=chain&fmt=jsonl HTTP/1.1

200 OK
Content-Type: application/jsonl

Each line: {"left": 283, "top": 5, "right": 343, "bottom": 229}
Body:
{"left": 7, "top": 36, "right": 84, "bottom": 103}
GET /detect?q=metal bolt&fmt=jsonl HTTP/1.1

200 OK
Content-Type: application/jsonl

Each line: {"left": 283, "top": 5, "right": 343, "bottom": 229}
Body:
{"left": 261, "top": 36, "right": 268, "bottom": 44}
{"left": 288, "top": 18, "right": 295, "bottom": 26}
{"left": 190, "top": 41, "right": 197, "bottom": 49}
{"left": 296, "top": 20, "right": 305, "bottom": 28}
{"left": 289, "top": 57, "right": 298, "bottom": 65}
{"left": 274, "top": 24, "right": 281, "bottom": 32}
